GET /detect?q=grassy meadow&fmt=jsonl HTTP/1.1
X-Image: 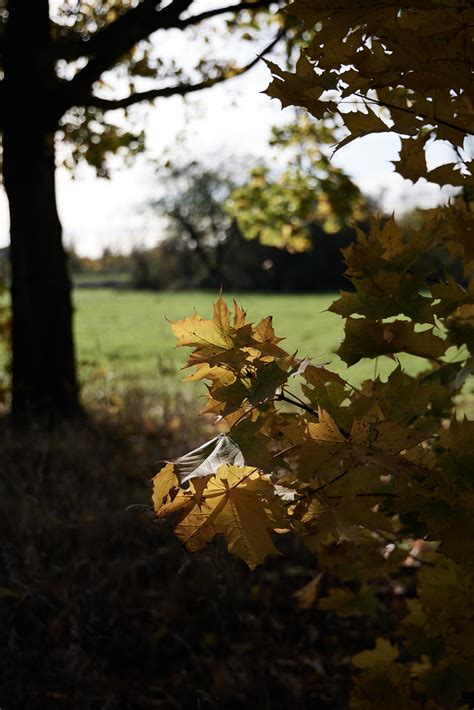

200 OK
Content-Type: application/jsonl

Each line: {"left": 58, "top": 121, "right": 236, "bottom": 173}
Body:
{"left": 74, "top": 289, "right": 339, "bottom": 396}
{"left": 73, "top": 288, "right": 433, "bottom": 403}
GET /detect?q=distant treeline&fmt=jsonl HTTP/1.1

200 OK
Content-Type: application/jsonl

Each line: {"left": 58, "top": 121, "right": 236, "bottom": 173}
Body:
{"left": 71, "top": 224, "right": 354, "bottom": 292}
{"left": 70, "top": 218, "right": 462, "bottom": 293}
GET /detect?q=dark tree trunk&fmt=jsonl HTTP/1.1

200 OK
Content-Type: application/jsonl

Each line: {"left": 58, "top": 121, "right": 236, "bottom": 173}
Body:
{"left": 2, "top": 0, "right": 81, "bottom": 424}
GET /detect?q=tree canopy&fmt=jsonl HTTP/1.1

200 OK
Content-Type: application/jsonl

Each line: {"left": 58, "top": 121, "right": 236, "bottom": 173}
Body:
{"left": 0, "top": 0, "right": 290, "bottom": 176}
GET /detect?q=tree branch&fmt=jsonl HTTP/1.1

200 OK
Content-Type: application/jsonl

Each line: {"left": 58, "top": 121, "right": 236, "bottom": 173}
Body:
{"left": 276, "top": 389, "right": 353, "bottom": 438}
{"left": 54, "top": 0, "right": 175, "bottom": 61}
{"left": 55, "top": 0, "right": 279, "bottom": 62}
{"left": 61, "top": 0, "right": 192, "bottom": 109}
{"left": 171, "top": 209, "right": 217, "bottom": 276}
{"left": 276, "top": 391, "right": 318, "bottom": 417}
{"left": 58, "top": 0, "right": 281, "bottom": 115}
{"left": 175, "top": 0, "right": 279, "bottom": 29}
{"left": 81, "top": 30, "right": 284, "bottom": 111}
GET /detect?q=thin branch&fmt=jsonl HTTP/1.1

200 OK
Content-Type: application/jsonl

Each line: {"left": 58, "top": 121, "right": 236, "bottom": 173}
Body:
{"left": 313, "top": 469, "right": 349, "bottom": 494}
{"left": 276, "top": 388, "right": 351, "bottom": 438}
{"left": 82, "top": 30, "right": 284, "bottom": 111}
{"left": 176, "top": 0, "right": 279, "bottom": 29}
{"left": 354, "top": 91, "right": 473, "bottom": 137}
{"left": 276, "top": 391, "right": 318, "bottom": 417}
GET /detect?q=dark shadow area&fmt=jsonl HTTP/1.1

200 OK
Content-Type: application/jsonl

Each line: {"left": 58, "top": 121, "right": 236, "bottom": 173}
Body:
{"left": 1, "top": 402, "right": 403, "bottom": 710}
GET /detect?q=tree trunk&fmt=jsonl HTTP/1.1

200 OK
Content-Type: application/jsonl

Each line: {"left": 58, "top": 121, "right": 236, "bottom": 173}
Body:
{"left": 2, "top": 0, "right": 81, "bottom": 424}
{"left": 3, "top": 127, "right": 81, "bottom": 424}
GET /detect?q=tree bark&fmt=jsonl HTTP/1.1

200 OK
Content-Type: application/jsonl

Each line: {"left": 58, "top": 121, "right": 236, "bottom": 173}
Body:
{"left": 2, "top": 0, "right": 81, "bottom": 424}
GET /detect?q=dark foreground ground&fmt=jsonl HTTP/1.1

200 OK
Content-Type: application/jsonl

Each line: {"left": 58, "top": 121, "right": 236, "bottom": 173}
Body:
{"left": 0, "top": 392, "right": 400, "bottom": 710}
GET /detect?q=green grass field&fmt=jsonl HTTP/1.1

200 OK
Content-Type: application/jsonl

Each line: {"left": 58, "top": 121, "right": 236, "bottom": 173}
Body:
{"left": 73, "top": 289, "right": 432, "bottom": 402}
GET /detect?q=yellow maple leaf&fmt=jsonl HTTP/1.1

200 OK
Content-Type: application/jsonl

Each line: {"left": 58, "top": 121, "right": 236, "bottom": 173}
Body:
{"left": 152, "top": 463, "right": 179, "bottom": 511}
{"left": 170, "top": 295, "right": 234, "bottom": 352}
{"left": 302, "top": 363, "right": 346, "bottom": 389}
{"left": 184, "top": 363, "right": 236, "bottom": 385}
{"left": 296, "top": 408, "right": 347, "bottom": 479}
{"left": 173, "top": 465, "right": 283, "bottom": 569}
{"left": 233, "top": 300, "right": 248, "bottom": 329}
{"left": 308, "top": 407, "right": 346, "bottom": 443}
{"left": 294, "top": 572, "right": 324, "bottom": 609}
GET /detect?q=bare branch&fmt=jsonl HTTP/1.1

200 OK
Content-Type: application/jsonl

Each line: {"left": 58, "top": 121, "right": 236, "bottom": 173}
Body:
{"left": 81, "top": 30, "right": 284, "bottom": 111}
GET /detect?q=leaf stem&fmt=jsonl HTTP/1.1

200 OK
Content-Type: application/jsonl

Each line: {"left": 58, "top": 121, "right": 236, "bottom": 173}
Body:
{"left": 276, "top": 390, "right": 319, "bottom": 417}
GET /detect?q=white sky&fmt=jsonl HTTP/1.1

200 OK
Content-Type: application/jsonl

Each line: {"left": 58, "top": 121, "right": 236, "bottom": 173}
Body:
{"left": 0, "top": 50, "right": 460, "bottom": 257}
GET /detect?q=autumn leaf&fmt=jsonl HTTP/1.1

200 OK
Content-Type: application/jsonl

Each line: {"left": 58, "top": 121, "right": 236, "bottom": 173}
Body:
{"left": 350, "top": 405, "right": 426, "bottom": 455}
{"left": 295, "top": 407, "right": 347, "bottom": 479}
{"left": 173, "top": 465, "right": 283, "bottom": 569}
{"left": 294, "top": 572, "right": 324, "bottom": 609}
{"left": 152, "top": 463, "right": 179, "bottom": 511}
{"left": 427, "top": 162, "right": 473, "bottom": 188}
{"left": 337, "top": 318, "right": 448, "bottom": 365}
{"left": 329, "top": 271, "right": 435, "bottom": 324}
{"left": 337, "top": 107, "right": 389, "bottom": 151}
{"left": 393, "top": 135, "right": 429, "bottom": 184}
{"left": 301, "top": 363, "right": 346, "bottom": 389}
{"left": 446, "top": 304, "right": 474, "bottom": 354}
{"left": 170, "top": 295, "right": 234, "bottom": 351}
{"left": 352, "top": 638, "right": 399, "bottom": 669}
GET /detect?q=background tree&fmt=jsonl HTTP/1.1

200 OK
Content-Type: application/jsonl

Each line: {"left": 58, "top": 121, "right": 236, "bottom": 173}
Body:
{"left": 0, "top": 0, "right": 287, "bottom": 423}
{"left": 227, "top": 111, "right": 367, "bottom": 250}
{"left": 150, "top": 160, "right": 241, "bottom": 288}
{"left": 140, "top": 115, "right": 368, "bottom": 289}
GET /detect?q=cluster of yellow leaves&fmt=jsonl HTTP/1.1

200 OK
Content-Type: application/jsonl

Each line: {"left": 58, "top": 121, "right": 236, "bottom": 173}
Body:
{"left": 266, "top": 2, "right": 473, "bottom": 191}
{"left": 170, "top": 296, "right": 292, "bottom": 422}
{"left": 153, "top": 463, "right": 284, "bottom": 569}
{"left": 158, "top": 295, "right": 450, "bottom": 580}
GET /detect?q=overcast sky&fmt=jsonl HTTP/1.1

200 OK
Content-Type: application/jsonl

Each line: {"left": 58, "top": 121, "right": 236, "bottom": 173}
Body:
{"left": 0, "top": 54, "right": 459, "bottom": 257}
